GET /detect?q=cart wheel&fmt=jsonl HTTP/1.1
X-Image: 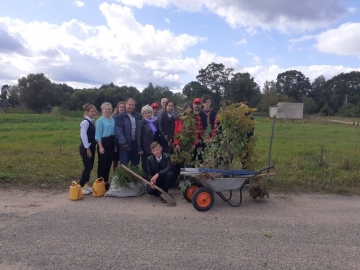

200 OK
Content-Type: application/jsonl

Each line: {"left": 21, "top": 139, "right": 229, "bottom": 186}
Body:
{"left": 192, "top": 187, "right": 214, "bottom": 211}
{"left": 183, "top": 184, "right": 199, "bottom": 202}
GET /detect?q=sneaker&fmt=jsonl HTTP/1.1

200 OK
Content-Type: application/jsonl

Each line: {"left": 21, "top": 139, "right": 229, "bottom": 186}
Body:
{"left": 81, "top": 187, "right": 91, "bottom": 195}
{"left": 84, "top": 184, "right": 93, "bottom": 193}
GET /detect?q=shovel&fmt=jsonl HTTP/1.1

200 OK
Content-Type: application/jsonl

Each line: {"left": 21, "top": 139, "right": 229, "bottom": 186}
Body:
{"left": 120, "top": 164, "right": 176, "bottom": 206}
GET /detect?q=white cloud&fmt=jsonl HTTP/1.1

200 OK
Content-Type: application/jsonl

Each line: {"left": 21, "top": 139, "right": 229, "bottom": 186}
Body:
{"left": 315, "top": 22, "right": 360, "bottom": 57}
{"left": 348, "top": 7, "right": 356, "bottom": 13}
{"left": 0, "top": 4, "right": 211, "bottom": 90}
{"left": 73, "top": 1, "right": 85, "bottom": 7}
{"left": 164, "top": 18, "right": 170, "bottom": 24}
{"left": 117, "top": 0, "right": 347, "bottom": 32}
{"left": 233, "top": 38, "right": 247, "bottom": 45}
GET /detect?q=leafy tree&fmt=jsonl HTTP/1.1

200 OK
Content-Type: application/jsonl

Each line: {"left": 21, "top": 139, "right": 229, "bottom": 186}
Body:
{"left": 322, "top": 71, "right": 360, "bottom": 112}
{"left": 320, "top": 103, "right": 334, "bottom": 116}
{"left": 196, "top": 62, "right": 234, "bottom": 108}
{"left": 258, "top": 80, "right": 278, "bottom": 112}
{"left": 224, "top": 72, "right": 261, "bottom": 107}
{"left": 276, "top": 70, "right": 311, "bottom": 102}
{"left": 18, "top": 73, "right": 54, "bottom": 113}
{"left": 182, "top": 81, "right": 211, "bottom": 100}
{"left": 7, "top": 86, "right": 21, "bottom": 106}
{"left": 301, "top": 96, "right": 318, "bottom": 114}
{"left": 309, "top": 75, "right": 327, "bottom": 108}
{"left": 1, "top": 85, "right": 9, "bottom": 100}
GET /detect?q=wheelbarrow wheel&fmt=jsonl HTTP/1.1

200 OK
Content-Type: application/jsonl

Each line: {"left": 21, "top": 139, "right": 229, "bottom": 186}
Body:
{"left": 183, "top": 183, "right": 201, "bottom": 202}
{"left": 192, "top": 187, "right": 214, "bottom": 211}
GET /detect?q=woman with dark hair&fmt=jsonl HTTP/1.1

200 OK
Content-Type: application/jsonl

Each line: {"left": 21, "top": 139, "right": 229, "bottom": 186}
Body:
{"left": 79, "top": 103, "right": 97, "bottom": 195}
{"left": 111, "top": 101, "right": 125, "bottom": 171}
{"left": 158, "top": 100, "right": 175, "bottom": 153}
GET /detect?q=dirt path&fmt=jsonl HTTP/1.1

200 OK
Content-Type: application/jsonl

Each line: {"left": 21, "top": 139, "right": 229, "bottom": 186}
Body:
{"left": 1, "top": 187, "right": 359, "bottom": 269}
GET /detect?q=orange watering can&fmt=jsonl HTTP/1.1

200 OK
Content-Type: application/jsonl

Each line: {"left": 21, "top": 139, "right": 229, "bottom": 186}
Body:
{"left": 92, "top": 177, "right": 106, "bottom": 197}
{"left": 69, "top": 181, "right": 83, "bottom": 201}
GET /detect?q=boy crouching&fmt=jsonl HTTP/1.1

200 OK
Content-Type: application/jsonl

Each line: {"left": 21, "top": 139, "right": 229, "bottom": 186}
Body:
{"left": 146, "top": 141, "right": 174, "bottom": 203}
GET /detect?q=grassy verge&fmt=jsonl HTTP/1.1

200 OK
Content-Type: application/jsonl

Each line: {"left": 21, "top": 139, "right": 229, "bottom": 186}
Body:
{"left": 1, "top": 113, "right": 360, "bottom": 195}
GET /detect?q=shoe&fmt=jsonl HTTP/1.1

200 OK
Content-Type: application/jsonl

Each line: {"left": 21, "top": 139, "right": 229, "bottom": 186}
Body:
{"left": 160, "top": 197, "right": 167, "bottom": 203}
{"left": 84, "top": 184, "right": 93, "bottom": 193}
{"left": 105, "top": 182, "right": 110, "bottom": 191}
{"left": 81, "top": 187, "right": 91, "bottom": 195}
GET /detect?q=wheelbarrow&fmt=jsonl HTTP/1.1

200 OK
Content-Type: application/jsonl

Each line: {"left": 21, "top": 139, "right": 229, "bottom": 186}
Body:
{"left": 180, "top": 166, "right": 275, "bottom": 211}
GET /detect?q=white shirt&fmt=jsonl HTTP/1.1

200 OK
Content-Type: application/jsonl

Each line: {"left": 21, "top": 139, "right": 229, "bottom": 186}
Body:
{"left": 80, "top": 116, "right": 94, "bottom": 149}
{"left": 156, "top": 155, "right": 162, "bottom": 163}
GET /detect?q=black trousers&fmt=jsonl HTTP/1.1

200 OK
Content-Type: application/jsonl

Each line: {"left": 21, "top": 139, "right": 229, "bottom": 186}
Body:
{"left": 79, "top": 142, "right": 96, "bottom": 187}
{"left": 141, "top": 153, "right": 152, "bottom": 175}
{"left": 147, "top": 172, "right": 174, "bottom": 196}
{"left": 97, "top": 136, "right": 115, "bottom": 183}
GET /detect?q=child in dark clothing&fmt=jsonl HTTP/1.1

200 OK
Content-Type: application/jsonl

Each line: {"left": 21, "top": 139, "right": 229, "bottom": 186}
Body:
{"left": 146, "top": 142, "right": 174, "bottom": 203}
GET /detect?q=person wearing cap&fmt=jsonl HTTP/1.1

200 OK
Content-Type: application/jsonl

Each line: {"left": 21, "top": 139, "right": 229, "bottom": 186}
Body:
{"left": 193, "top": 97, "right": 202, "bottom": 113}
{"left": 194, "top": 95, "right": 217, "bottom": 162}
{"left": 150, "top": 102, "right": 160, "bottom": 121}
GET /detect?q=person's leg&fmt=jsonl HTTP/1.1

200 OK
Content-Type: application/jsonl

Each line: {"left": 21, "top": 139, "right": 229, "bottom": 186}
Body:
{"left": 130, "top": 141, "right": 140, "bottom": 167}
{"left": 119, "top": 149, "right": 130, "bottom": 165}
{"left": 79, "top": 144, "right": 93, "bottom": 187}
{"left": 157, "top": 172, "right": 174, "bottom": 193}
{"left": 102, "top": 137, "right": 115, "bottom": 183}
{"left": 146, "top": 184, "right": 160, "bottom": 197}
{"left": 141, "top": 154, "right": 150, "bottom": 174}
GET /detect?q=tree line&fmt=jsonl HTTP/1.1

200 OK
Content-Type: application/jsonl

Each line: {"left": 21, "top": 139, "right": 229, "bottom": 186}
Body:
{"left": 1, "top": 62, "right": 360, "bottom": 116}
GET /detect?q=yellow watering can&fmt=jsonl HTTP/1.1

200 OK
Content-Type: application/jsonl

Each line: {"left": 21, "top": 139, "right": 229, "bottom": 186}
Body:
{"left": 92, "top": 177, "right": 106, "bottom": 197}
{"left": 69, "top": 181, "right": 83, "bottom": 201}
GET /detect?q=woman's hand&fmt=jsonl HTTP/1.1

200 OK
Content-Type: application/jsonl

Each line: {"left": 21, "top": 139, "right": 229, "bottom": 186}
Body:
{"left": 86, "top": 148, "right": 92, "bottom": 158}
{"left": 99, "top": 147, "right": 105, "bottom": 154}
{"left": 175, "top": 145, "right": 180, "bottom": 151}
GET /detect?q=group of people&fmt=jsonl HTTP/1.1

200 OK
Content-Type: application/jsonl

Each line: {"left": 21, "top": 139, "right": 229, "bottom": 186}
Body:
{"left": 79, "top": 95, "right": 220, "bottom": 203}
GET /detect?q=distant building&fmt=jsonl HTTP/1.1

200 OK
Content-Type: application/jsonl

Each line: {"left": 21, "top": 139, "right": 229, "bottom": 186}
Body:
{"left": 0, "top": 99, "right": 13, "bottom": 110}
{"left": 269, "top": 102, "right": 304, "bottom": 119}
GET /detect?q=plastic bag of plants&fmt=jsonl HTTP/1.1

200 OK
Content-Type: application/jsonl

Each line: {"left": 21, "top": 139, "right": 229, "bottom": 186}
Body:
{"left": 105, "top": 163, "right": 145, "bottom": 198}
{"left": 105, "top": 177, "right": 145, "bottom": 197}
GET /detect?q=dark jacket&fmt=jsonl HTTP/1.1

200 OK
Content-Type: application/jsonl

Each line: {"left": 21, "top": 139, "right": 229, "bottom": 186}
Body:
{"left": 146, "top": 153, "right": 173, "bottom": 180}
{"left": 158, "top": 111, "right": 175, "bottom": 143}
{"left": 136, "top": 119, "right": 159, "bottom": 154}
{"left": 115, "top": 111, "right": 142, "bottom": 150}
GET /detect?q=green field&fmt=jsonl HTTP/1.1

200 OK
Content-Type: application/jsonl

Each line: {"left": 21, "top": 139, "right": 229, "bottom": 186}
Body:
{"left": 1, "top": 113, "right": 360, "bottom": 194}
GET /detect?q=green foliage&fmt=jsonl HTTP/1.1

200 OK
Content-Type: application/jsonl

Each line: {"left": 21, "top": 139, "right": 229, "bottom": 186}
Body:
{"left": 113, "top": 163, "right": 143, "bottom": 189}
{"left": 198, "top": 103, "right": 259, "bottom": 170}
{"left": 276, "top": 70, "right": 311, "bottom": 102}
{"left": 320, "top": 103, "right": 335, "bottom": 116}
{"left": 224, "top": 72, "right": 261, "bottom": 107}
{"left": 302, "top": 96, "right": 318, "bottom": 114}
{"left": 171, "top": 114, "right": 197, "bottom": 165}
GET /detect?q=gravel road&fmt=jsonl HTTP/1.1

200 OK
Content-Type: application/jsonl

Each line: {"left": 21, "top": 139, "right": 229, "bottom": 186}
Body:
{"left": 0, "top": 188, "right": 359, "bottom": 270}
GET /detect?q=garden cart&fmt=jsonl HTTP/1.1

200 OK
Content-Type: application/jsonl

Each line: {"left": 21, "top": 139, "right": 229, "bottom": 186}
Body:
{"left": 180, "top": 166, "right": 275, "bottom": 211}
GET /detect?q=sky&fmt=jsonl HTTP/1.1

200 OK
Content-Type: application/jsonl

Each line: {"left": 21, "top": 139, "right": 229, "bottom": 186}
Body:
{"left": 0, "top": 0, "right": 360, "bottom": 92}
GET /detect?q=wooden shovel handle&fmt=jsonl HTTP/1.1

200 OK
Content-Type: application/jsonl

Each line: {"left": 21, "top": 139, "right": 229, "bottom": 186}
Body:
{"left": 120, "top": 164, "right": 166, "bottom": 194}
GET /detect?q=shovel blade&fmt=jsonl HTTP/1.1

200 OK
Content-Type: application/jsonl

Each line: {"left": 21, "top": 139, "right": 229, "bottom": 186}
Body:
{"left": 160, "top": 193, "right": 176, "bottom": 206}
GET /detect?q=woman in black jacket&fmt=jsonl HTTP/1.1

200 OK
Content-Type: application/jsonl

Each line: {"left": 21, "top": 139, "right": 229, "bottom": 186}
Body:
{"left": 158, "top": 100, "right": 175, "bottom": 154}
{"left": 137, "top": 105, "right": 160, "bottom": 173}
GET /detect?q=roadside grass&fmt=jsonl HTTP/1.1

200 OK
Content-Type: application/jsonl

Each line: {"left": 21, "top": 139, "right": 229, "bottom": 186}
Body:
{"left": 255, "top": 117, "right": 360, "bottom": 194}
{"left": 1, "top": 113, "right": 360, "bottom": 195}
